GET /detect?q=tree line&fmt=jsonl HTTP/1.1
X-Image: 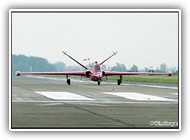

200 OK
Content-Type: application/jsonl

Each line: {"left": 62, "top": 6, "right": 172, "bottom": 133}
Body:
{"left": 12, "top": 54, "right": 178, "bottom": 74}
{"left": 12, "top": 55, "right": 58, "bottom": 73}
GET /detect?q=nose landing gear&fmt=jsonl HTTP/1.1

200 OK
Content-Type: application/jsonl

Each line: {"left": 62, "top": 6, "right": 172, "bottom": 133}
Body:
{"left": 98, "top": 80, "right": 100, "bottom": 85}
{"left": 97, "top": 77, "right": 101, "bottom": 85}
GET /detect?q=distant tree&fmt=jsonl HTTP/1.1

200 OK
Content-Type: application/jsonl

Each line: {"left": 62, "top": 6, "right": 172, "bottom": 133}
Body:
{"left": 12, "top": 54, "right": 56, "bottom": 73}
{"left": 130, "top": 65, "right": 138, "bottom": 72}
{"left": 53, "top": 62, "right": 66, "bottom": 71}
{"left": 168, "top": 66, "right": 177, "bottom": 73}
{"left": 85, "top": 62, "right": 94, "bottom": 68}
{"left": 12, "top": 55, "right": 30, "bottom": 73}
{"left": 144, "top": 67, "right": 149, "bottom": 72}
{"left": 160, "top": 63, "right": 167, "bottom": 72}
{"left": 64, "top": 65, "right": 83, "bottom": 71}
{"left": 111, "top": 63, "right": 127, "bottom": 72}
{"left": 13, "top": 63, "right": 31, "bottom": 73}
{"left": 12, "top": 54, "right": 30, "bottom": 64}
{"left": 101, "top": 64, "right": 107, "bottom": 71}
{"left": 175, "top": 70, "right": 179, "bottom": 75}
{"left": 29, "top": 56, "right": 56, "bottom": 72}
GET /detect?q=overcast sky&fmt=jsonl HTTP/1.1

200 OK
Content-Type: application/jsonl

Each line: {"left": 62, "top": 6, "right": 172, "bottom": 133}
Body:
{"left": 12, "top": 10, "right": 179, "bottom": 69}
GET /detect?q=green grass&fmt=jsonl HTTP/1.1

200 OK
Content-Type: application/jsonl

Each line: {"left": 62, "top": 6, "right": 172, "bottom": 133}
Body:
{"left": 106, "top": 75, "right": 178, "bottom": 83}
{"left": 25, "top": 74, "right": 178, "bottom": 83}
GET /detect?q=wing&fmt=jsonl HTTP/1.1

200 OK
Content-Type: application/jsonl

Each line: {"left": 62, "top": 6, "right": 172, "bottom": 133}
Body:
{"left": 105, "top": 71, "right": 172, "bottom": 76}
{"left": 15, "top": 71, "right": 86, "bottom": 76}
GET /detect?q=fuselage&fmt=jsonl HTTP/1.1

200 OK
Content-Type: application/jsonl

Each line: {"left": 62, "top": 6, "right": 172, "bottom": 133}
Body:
{"left": 88, "top": 63, "right": 103, "bottom": 82}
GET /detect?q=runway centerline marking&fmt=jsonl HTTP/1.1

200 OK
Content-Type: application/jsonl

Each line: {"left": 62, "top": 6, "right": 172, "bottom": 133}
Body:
{"left": 103, "top": 92, "right": 177, "bottom": 102}
{"left": 35, "top": 91, "right": 94, "bottom": 100}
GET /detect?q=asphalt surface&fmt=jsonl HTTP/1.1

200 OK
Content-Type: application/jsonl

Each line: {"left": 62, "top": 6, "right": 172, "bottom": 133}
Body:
{"left": 11, "top": 76, "right": 179, "bottom": 129}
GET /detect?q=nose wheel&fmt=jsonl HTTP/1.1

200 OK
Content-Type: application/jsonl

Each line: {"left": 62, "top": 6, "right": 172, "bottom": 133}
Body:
{"left": 98, "top": 80, "right": 100, "bottom": 85}
{"left": 97, "top": 77, "right": 101, "bottom": 85}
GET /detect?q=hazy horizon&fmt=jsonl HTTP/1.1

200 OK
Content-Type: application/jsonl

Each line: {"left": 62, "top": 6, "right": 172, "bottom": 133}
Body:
{"left": 12, "top": 10, "right": 179, "bottom": 70}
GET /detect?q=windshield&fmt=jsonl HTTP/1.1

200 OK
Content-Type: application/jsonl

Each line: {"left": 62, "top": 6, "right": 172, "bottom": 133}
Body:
{"left": 94, "top": 64, "right": 101, "bottom": 72}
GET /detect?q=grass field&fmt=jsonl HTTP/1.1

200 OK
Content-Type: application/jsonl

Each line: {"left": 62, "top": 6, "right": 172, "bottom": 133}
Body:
{"left": 105, "top": 75, "right": 178, "bottom": 83}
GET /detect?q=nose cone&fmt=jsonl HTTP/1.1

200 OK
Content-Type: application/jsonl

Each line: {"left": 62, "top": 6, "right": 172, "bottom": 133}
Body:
{"left": 167, "top": 71, "right": 172, "bottom": 76}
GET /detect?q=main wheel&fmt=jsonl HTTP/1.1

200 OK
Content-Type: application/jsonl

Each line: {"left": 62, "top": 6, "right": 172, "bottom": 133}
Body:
{"left": 67, "top": 79, "right": 71, "bottom": 85}
{"left": 117, "top": 79, "right": 121, "bottom": 85}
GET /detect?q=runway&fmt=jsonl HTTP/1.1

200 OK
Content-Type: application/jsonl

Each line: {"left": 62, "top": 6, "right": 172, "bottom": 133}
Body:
{"left": 11, "top": 76, "right": 179, "bottom": 129}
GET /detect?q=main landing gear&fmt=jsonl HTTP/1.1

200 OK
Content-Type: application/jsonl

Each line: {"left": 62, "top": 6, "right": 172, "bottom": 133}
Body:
{"left": 66, "top": 75, "right": 71, "bottom": 85}
{"left": 117, "top": 75, "right": 122, "bottom": 85}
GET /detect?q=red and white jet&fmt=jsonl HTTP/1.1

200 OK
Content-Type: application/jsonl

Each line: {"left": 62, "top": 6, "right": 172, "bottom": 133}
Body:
{"left": 15, "top": 51, "right": 172, "bottom": 85}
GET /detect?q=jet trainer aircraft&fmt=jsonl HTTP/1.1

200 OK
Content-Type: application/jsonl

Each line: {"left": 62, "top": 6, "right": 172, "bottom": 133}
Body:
{"left": 15, "top": 51, "right": 172, "bottom": 85}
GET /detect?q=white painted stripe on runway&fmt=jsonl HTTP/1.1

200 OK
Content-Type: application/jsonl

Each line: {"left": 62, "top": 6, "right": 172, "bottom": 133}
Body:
{"left": 104, "top": 92, "right": 176, "bottom": 101}
{"left": 35, "top": 91, "right": 94, "bottom": 100}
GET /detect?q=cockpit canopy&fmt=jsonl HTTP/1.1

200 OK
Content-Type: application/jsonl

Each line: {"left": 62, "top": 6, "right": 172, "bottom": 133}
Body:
{"left": 93, "top": 64, "right": 101, "bottom": 72}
